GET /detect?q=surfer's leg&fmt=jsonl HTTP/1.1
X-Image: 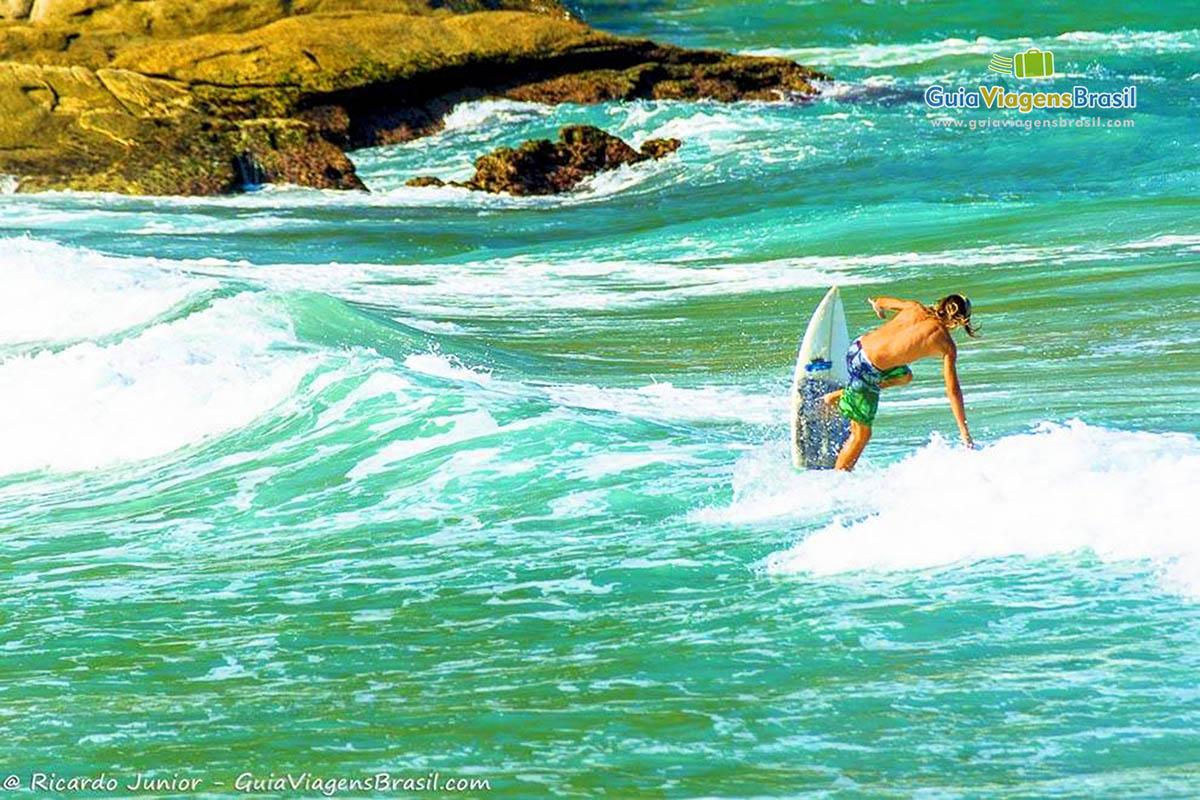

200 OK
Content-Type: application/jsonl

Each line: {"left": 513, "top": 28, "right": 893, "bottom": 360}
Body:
{"left": 835, "top": 421, "right": 872, "bottom": 471}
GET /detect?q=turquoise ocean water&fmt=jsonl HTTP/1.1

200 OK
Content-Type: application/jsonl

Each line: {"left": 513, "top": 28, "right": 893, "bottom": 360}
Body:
{"left": 1, "top": 1, "right": 1199, "bottom": 796}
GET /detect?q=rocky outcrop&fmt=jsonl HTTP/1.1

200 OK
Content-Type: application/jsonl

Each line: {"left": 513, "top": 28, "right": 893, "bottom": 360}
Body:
{"left": 407, "top": 124, "right": 680, "bottom": 194}
{"left": 0, "top": 61, "right": 363, "bottom": 193}
{"left": 1, "top": 0, "right": 571, "bottom": 36}
{"left": 0, "top": 0, "right": 824, "bottom": 195}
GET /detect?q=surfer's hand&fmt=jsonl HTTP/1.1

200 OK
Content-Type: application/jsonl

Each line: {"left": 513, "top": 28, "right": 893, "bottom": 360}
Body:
{"left": 868, "top": 298, "right": 885, "bottom": 319}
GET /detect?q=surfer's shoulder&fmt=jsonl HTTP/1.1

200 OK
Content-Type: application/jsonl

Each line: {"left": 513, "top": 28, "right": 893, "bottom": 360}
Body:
{"left": 933, "top": 325, "right": 957, "bottom": 356}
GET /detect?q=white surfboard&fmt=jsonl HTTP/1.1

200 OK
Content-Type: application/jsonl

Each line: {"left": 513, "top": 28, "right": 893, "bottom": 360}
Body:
{"left": 791, "top": 286, "right": 851, "bottom": 469}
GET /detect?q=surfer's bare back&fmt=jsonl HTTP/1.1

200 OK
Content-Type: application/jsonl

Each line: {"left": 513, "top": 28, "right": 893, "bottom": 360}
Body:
{"left": 822, "top": 294, "right": 976, "bottom": 470}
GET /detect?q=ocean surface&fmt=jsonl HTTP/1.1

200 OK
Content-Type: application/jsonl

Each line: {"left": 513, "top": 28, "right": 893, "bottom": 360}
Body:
{"left": 1, "top": 1, "right": 1199, "bottom": 796}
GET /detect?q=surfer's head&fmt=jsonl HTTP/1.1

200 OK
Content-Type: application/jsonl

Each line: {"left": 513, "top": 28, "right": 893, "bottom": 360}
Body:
{"left": 932, "top": 294, "right": 977, "bottom": 336}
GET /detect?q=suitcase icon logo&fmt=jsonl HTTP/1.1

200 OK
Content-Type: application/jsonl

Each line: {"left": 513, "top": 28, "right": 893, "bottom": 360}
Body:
{"left": 988, "top": 49, "right": 1055, "bottom": 79}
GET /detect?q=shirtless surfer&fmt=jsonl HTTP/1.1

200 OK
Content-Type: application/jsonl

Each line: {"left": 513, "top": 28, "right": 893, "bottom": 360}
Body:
{"left": 822, "top": 294, "right": 976, "bottom": 471}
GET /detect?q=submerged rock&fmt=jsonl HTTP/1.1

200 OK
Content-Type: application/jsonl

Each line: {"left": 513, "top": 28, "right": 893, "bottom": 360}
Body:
{"left": 0, "top": 0, "right": 823, "bottom": 195}
{"left": 405, "top": 175, "right": 447, "bottom": 188}
{"left": 408, "top": 125, "right": 681, "bottom": 195}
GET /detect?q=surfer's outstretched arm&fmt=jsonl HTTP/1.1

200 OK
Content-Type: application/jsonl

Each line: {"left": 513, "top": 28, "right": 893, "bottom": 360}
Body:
{"left": 941, "top": 344, "right": 972, "bottom": 447}
{"left": 867, "top": 296, "right": 922, "bottom": 318}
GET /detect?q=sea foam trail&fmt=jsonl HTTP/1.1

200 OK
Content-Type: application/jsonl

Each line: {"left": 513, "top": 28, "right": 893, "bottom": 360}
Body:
{"left": 403, "top": 349, "right": 779, "bottom": 425}
{"left": 189, "top": 256, "right": 876, "bottom": 314}
{"left": 750, "top": 422, "right": 1200, "bottom": 595}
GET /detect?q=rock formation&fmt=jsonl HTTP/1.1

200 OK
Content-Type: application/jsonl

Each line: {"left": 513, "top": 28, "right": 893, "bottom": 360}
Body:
{"left": 0, "top": 0, "right": 825, "bottom": 194}
{"left": 407, "top": 124, "right": 680, "bottom": 195}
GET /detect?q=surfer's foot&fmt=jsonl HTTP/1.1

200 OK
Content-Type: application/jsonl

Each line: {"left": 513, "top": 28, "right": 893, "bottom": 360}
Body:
{"left": 821, "top": 389, "right": 843, "bottom": 409}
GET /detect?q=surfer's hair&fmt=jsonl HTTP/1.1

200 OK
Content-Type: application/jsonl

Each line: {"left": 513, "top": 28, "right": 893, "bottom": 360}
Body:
{"left": 931, "top": 294, "right": 977, "bottom": 336}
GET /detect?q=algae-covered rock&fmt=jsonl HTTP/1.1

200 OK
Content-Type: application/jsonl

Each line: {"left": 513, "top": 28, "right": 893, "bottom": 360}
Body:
{"left": 0, "top": 0, "right": 823, "bottom": 195}
{"left": 407, "top": 124, "right": 682, "bottom": 195}
{"left": 638, "top": 137, "right": 681, "bottom": 159}
{"left": 0, "top": 63, "right": 188, "bottom": 178}
{"left": 1, "top": 0, "right": 34, "bottom": 19}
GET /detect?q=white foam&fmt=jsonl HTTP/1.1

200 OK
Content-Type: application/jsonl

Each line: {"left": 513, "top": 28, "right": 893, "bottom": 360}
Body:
{"left": 757, "top": 422, "right": 1200, "bottom": 596}
{"left": 0, "top": 293, "right": 316, "bottom": 474}
{"left": 611, "top": 103, "right": 806, "bottom": 161}
{"left": 401, "top": 319, "right": 467, "bottom": 335}
{"left": 638, "top": 108, "right": 769, "bottom": 140}
{"left": 346, "top": 410, "right": 500, "bottom": 481}
{"left": 441, "top": 99, "right": 551, "bottom": 132}
{"left": 130, "top": 213, "right": 319, "bottom": 235}
{"left": 569, "top": 160, "right": 672, "bottom": 201}
{"left": 398, "top": 349, "right": 778, "bottom": 426}
{"left": 693, "top": 439, "right": 855, "bottom": 526}
{"left": 345, "top": 408, "right": 560, "bottom": 485}
{"left": 403, "top": 351, "right": 494, "bottom": 386}
{"left": 0, "top": 238, "right": 217, "bottom": 346}
{"left": 746, "top": 36, "right": 1015, "bottom": 68}
{"left": 1054, "top": 29, "right": 1199, "bottom": 51}
{"left": 312, "top": 372, "right": 421, "bottom": 432}
{"left": 404, "top": 346, "right": 782, "bottom": 434}
{"left": 1117, "top": 234, "right": 1200, "bottom": 252}
{"left": 545, "top": 381, "right": 779, "bottom": 425}
{"left": 571, "top": 448, "right": 703, "bottom": 480}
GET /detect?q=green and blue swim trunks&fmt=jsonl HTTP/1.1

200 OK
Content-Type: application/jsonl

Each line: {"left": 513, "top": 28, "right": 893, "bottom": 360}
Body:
{"left": 838, "top": 339, "right": 912, "bottom": 427}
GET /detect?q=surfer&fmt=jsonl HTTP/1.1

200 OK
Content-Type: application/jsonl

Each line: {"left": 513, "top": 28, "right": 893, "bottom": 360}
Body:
{"left": 822, "top": 294, "right": 976, "bottom": 470}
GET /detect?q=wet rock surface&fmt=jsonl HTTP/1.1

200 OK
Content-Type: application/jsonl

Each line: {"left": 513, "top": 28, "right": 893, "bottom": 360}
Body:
{"left": 407, "top": 124, "right": 681, "bottom": 195}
